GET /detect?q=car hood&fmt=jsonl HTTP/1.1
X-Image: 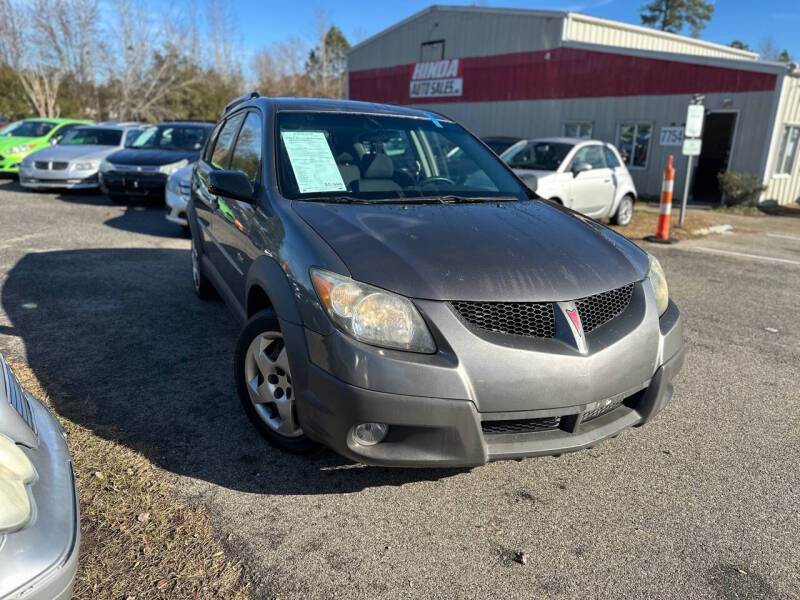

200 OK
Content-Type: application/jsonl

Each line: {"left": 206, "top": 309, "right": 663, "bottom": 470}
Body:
{"left": 106, "top": 148, "right": 198, "bottom": 166}
{"left": 27, "top": 144, "right": 116, "bottom": 162}
{"left": 293, "top": 200, "right": 648, "bottom": 302}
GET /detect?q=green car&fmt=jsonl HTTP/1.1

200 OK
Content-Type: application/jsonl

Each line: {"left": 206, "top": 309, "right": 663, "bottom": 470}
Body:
{"left": 0, "top": 118, "right": 91, "bottom": 174}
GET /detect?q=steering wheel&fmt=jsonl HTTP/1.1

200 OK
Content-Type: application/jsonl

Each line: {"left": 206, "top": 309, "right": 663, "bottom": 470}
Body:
{"left": 419, "top": 176, "right": 455, "bottom": 186}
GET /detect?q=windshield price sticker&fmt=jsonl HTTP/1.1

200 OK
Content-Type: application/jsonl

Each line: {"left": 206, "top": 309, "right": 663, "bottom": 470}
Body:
{"left": 280, "top": 131, "right": 346, "bottom": 194}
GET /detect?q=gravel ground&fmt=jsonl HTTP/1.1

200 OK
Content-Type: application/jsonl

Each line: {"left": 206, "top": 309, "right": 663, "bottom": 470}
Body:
{"left": 0, "top": 181, "right": 798, "bottom": 599}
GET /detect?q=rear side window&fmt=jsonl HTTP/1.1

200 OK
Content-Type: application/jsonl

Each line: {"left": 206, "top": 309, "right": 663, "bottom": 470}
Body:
{"left": 210, "top": 112, "right": 244, "bottom": 169}
{"left": 570, "top": 145, "right": 605, "bottom": 170}
{"left": 603, "top": 146, "right": 620, "bottom": 168}
{"left": 229, "top": 112, "right": 262, "bottom": 182}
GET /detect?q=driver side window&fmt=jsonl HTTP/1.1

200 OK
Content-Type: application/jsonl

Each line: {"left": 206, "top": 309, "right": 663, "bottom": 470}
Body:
{"left": 210, "top": 112, "right": 244, "bottom": 169}
{"left": 51, "top": 124, "right": 80, "bottom": 143}
{"left": 570, "top": 145, "right": 605, "bottom": 170}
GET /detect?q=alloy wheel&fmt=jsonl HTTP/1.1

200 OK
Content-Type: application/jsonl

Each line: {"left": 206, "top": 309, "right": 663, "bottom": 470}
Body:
{"left": 243, "top": 332, "right": 303, "bottom": 438}
{"left": 617, "top": 197, "right": 633, "bottom": 226}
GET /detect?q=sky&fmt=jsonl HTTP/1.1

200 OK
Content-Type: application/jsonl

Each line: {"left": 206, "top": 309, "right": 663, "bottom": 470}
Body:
{"left": 227, "top": 0, "right": 800, "bottom": 65}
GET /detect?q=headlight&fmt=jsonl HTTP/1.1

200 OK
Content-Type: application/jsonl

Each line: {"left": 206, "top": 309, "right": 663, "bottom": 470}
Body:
{"left": 73, "top": 161, "right": 98, "bottom": 171}
{"left": 0, "top": 433, "right": 36, "bottom": 533}
{"left": 159, "top": 159, "right": 188, "bottom": 175}
{"left": 310, "top": 268, "right": 436, "bottom": 353}
{"left": 166, "top": 173, "right": 181, "bottom": 194}
{"left": 7, "top": 144, "right": 34, "bottom": 154}
{"left": 99, "top": 159, "right": 113, "bottom": 173}
{"left": 646, "top": 255, "right": 669, "bottom": 316}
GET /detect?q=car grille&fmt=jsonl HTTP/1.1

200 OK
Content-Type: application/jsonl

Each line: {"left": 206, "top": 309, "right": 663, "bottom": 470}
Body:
{"left": 575, "top": 283, "right": 634, "bottom": 333}
{"left": 32, "top": 161, "right": 69, "bottom": 170}
{"left": 481, "top": 416, "right": 561, "bottom": 435}
{"left": 451, "top": 283, "right": 634, "bottom": 339}
{"left": 582, "top": 396, "right": 626, "bottom": 422}
{"left": 451, "top": 301, "right": 556, "bottom": 338}
{"left": 3, "top": 361, "right": 36, "bottom": 432}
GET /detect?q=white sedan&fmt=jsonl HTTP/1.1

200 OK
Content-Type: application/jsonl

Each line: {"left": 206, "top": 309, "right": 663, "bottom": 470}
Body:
{"left": 501, "top": 137, "right": 637, "bottom": 226}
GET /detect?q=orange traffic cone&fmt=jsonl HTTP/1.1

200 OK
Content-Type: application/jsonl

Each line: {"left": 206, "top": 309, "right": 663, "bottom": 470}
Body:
{"left": 644, "top": 155, "right": 678, "bottom": 244}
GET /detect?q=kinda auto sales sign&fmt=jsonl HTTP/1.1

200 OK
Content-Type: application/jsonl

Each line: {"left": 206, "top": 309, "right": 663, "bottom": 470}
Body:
{"left": 409, "top": 59, "right": 463, "bottom": 99}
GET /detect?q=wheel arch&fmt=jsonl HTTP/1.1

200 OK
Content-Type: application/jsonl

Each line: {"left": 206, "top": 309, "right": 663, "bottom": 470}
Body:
{"left": 246, "top": 256, "right": 302, "bottom": 324}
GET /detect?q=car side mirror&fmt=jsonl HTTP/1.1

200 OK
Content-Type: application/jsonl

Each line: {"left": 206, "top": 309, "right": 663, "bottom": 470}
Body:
{"left": 208, "top": 170, "right": 254, "bottom": 203}
{"left": 572, "top": 162, "right": 592, "bottom": 177}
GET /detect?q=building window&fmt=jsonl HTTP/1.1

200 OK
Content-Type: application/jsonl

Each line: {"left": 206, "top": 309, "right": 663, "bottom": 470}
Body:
{"left": 616, "top": 122, "right": 652, "bottom": 169}
{"left": 775, "top": 124, "right": 800, "bottom": 176}
{"left": 420, "top": 40, "right": 444, "bottom": 61}
{"left": 563, "top": 122, "right": 593, "bottom": 139}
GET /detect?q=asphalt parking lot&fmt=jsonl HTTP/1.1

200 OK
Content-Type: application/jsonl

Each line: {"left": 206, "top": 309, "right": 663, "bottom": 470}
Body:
{"left": 1, "top": 181, "right": 798, "bottom": 599}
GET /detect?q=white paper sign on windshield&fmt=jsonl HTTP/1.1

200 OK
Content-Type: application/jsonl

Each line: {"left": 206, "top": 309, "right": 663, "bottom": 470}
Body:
{"left": 280, "top": 131, "right": 346, "bottom": 194}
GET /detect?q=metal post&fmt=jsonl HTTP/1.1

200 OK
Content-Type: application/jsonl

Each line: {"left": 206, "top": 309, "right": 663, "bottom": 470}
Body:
{"left": 679, "top": 154, "right": 693, "bottom": 226}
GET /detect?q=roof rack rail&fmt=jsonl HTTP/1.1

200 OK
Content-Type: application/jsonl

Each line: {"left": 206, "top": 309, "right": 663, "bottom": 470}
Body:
{"left": 222, "top": 92, "right": 260, "bottom": 117}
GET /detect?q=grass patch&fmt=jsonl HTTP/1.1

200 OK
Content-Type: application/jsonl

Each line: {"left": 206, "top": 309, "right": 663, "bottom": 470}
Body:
{"left": 6, "top": 358, "right": 252, "bottom": 600}
{"left": 608, "top": 207, "right": 720, "bottom": 241}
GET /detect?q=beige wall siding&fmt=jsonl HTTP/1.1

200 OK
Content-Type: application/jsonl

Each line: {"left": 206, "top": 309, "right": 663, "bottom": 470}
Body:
{"left": 415, "top": 90, "right": 774, "bottom": 200}
{"left": 763, "top": 75, "right": 800, "bottom": 205}
{"left": 348, "top": 8, "right": 565, "bottom": 72}
{"left": 564, "top": 14, "right": 759, "bottom": 61}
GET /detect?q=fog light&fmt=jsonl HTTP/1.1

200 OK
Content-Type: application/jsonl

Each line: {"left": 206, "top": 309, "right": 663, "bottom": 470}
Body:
{"left": 352, "top": 422, "right": 388, "bottom": 446}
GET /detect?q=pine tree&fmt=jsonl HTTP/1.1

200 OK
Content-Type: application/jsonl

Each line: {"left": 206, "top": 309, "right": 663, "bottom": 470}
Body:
{"left": 640, "top": 0, "right": 714, "bottom": 38}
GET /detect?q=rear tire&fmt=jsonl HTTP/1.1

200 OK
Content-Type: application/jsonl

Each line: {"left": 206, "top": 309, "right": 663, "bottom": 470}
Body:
{"left": 191, "top": 231, "right": 217, "bottom": 300}
{"left": 235, "top": 310, "right": 316, "bottom": 454}
{"left": 611, "top": 195, "right": 634, "bottom": 226}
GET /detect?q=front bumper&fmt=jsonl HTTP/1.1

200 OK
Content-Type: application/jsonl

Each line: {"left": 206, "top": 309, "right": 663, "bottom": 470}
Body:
{"left": 0, "top": 153, "right": 28, "bottom": 173}
{"left": 0, "top": 397, "right": 79, "bottom": 599}
{"left": 291, "top": 284, "right": 684, "bottom": 467}
{"left": 165, "top": 188, "right": 189, "bottom": 226}
{"left": 19, "top": 165, "right": 99, "bottom": 189}
{"left": 100, "top": 170, "right": 168, "bottom": 198}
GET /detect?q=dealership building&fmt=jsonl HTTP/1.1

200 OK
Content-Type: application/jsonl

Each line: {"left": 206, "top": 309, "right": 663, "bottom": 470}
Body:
{"left": 347, "top": 5, "right": 800, "bottom": 205}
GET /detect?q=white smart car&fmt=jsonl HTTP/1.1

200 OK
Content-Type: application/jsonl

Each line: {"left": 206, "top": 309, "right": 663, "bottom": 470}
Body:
{"left": 501, "top": 137, "right": 637, "bottom": 226}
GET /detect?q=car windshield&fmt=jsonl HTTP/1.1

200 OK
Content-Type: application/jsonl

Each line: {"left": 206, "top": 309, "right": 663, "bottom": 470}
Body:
{"left": 131, "top": 125, "right": 208, "bottom": 152}
{"left": 276, "top": 111, "right": 527, "bottom": 203}
{"left": 61, "top": 128, "right": 123, "bottom": 146}
{"left": 501, "top": 141, "right": 573, "bottom": 171}
{"left": 1, "top": 120, "right": 56, "bottom": 138}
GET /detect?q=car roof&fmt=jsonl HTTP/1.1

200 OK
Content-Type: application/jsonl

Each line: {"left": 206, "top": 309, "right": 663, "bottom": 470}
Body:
{"left": 234, "top": 96, "right": 453, "bottom": 122}
{"left": 523, "top": 137, "right": 607, "bottom": 145}
{"left": 21, "top": 117, "right": 89, "bottom": 124}
{"left": 74, "top": 124, "right": 137, "bottom": 131}
{"left": 154, "top": 121, "right": 215, "bottom": 128}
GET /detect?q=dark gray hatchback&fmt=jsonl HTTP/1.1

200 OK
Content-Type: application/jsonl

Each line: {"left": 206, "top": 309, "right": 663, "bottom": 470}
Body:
{"left": 188, "top": 94, "right": 684, "bottom": 467}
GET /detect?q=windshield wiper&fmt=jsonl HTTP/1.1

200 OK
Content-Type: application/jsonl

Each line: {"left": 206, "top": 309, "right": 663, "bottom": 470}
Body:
{"left": 436, "top": 195, "right": 519, "bottom": 204}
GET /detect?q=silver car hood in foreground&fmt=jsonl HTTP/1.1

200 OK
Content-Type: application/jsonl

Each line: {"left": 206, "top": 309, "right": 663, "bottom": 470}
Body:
{"left": 26, "top": 144, "right": 120, "bottom": 163}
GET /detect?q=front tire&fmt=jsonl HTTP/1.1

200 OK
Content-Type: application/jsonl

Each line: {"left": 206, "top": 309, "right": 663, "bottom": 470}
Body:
{"left": 612, "top": 194, "right": 634, "bottom": 226}
{"left": 235, "top": 310, "right": 315, "bottom": 453}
